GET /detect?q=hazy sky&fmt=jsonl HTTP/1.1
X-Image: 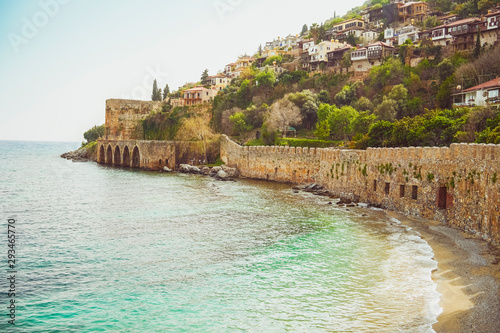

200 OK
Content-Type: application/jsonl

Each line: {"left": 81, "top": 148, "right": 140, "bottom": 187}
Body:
{"left": 0, "top": 0, "right": 364, "bottom": 142}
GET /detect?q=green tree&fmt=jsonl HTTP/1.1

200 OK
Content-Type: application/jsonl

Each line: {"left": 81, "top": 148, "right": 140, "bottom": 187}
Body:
{"left": 263, "top": 55, "right": 283, "bottom": 67}
{"left": 375, "top": 97, "right": 398, "bottom": 121}
{"left": 388, "top": 84, "right": 409, "bottom": 118}
{"left": 318, "top": 90, "right": 332, "bottom": 104}
{"left": 317, "top": 103, "right": 335, "bottom": 123}
{"left": 335, "top": 84, "right": 356, "bottom": 106}
{"left": 422, "top": 16, "right": 441, "bottom": 29}
{"left": 474, "top": 28, "right": 481, "bottom": 58}
{"left": 329, "top": 105, "right": 359, "bottom": 140}
{"left": 151, "top": 79, "right": 162, "bottom": 101}
{"left": 84, "top": 125, "right": 105, "bottom": 143}
{"left": 163, "top": 84, "right": 170, "bottom": 101}
{"left": 436, "top": 75, "right": 455, "bottom": 109}
{"left": 255, "top": 69, "right": 276, "bottom": 88}
{"left": 314, "top": 120, "right": 331, "bottom": 140}
{"left": 236, "top": 79, "right": 252, "bottom": 108}
{"left": 352, "top": 96, "right": 374, "bottom": 112}
{"left": 201, "top": 69, "right": 209, "bottom": 85}
{"left": 367, "top": 121, "right": 395, "bottom": 147}
{"left": 229, "top": 112, "right": 252, "bottom": 135}
{"left": 301, "top": 24, "right": 308, "bottom": 35}
{"left": 352, "top": 112, "right": 377, "bottom": 138}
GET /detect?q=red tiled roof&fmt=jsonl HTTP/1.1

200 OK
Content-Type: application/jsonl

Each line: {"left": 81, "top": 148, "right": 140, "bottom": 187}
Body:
{"left": 463, "top": 77, "right": 500, "bottom": 92}
{"left": 432, "top": 17, "right": 481, "bottom": 30}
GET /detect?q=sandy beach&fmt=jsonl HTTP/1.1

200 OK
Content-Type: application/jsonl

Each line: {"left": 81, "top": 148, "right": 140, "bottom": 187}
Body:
{"left": 387, "top": 211, "right": 500, "bottom": 333}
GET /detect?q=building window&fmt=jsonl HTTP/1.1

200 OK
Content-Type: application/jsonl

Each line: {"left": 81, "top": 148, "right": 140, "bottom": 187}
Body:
{"left": 438, "top": 187, "right": 447, "bottom": 209}
{"left": 400, "top": 185, "right": 405, "bottom": 198}
{"left": 385, "top": 182, "right": 390, "bottom": 195}
{"left": 412, "top": 185, "right": 418, "bottom": 200}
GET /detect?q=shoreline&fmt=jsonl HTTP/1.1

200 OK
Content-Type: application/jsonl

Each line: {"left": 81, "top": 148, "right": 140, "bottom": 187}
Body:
{"left": 387, "top": 211, "right": 500, "bottom": 333}
{"left": 63, "top": 156, "right": 500, "bottom": 331}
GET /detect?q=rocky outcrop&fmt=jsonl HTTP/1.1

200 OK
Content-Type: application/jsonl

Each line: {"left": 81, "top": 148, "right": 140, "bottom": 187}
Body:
{"left": 61, "top": 145, "right": 97, "bottom": 162}
{"left": 176, "top": 163, "right": 238, "bottom": 181}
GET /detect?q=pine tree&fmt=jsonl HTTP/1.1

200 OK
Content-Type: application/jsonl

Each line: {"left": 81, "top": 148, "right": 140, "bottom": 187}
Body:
{"left": 201, "top": 69, "right": 209, "bottom": 85}
{"left": 163, "top": 84, "right": 170, "bottom": 100}
{"left": 474, "top": 28, "right": 481, "bottom": 58}
{"left": 301, "top": 24, "right": 308, "bottom": 35}
{"left": 258, "top": 44, "right": 263, "bottom": 56}
{"left": 151, "top": 79, "right": 162, "bottom": 101}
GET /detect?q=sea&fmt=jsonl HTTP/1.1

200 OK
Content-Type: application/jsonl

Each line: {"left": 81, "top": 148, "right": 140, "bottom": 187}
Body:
{"left": 0, "top": 141, "right": 441, "bottom": 332}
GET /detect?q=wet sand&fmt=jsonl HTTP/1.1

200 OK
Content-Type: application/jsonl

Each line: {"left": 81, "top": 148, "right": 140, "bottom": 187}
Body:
{"left": 387, "top": 211, "right": 500, "bottom": 333}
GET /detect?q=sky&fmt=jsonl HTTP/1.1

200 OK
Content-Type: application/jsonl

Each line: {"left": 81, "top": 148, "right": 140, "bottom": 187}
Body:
{"left": 0, "top": 0, "right": 365, "bottom": 142}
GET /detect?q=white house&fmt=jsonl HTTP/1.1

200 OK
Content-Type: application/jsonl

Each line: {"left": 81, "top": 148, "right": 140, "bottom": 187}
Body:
{"left": 453, "top": 77, "right": 500, "bottom": 108}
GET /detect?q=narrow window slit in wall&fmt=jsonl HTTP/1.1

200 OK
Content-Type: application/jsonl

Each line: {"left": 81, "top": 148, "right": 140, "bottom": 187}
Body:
{"left": 438, "top": 186, "right": 447, "bottom": 209}
{"left": 400, "top": 185, "right": 405, "bottom": 198}
{"left": 412, "top": 185, "right": 418, "bottom": 200}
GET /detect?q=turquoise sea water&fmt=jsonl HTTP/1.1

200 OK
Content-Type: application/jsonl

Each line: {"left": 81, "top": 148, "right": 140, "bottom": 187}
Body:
{"left": 0, "top": 141, "right": 441, "bottom": 332}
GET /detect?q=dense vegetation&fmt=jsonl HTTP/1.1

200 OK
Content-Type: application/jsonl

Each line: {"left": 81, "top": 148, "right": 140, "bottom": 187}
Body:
{"left": 140, "top": 0, "right": 500, "bottom": 149}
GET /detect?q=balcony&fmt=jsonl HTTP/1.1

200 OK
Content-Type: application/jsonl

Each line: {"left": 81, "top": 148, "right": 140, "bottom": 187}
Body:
{"left": 487, "top": 96, "right": 500, "bottom": 104}
{"left": 367, "top": 50, "right": 382, "bottom": 59}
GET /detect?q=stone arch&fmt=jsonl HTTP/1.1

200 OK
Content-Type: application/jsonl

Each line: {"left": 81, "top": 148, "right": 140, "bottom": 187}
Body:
{"left": 132, "top": 146, "right": 141, "bottom": 168}
{"left": 123, "top": 146, "right": 130, "bottom": 167}
{"left": 99, "top": 144, "right": 105, "bottom": 164}
{"left": 114, "top": 146, "right": 121, "bottom": 166}
{"left": 106, "top": 145, "right": 113, "bottom": 165}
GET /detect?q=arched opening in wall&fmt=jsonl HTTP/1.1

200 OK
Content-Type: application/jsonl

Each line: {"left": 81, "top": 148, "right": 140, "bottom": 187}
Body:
{"left": 123, "top": 146, "right": 130, "bottom": 167}
{"left": 106, "top": 145, "right": 113, "bottom": 165}
{"left": 99, "top": 145, "right": 105, "bottom": 164}
{"left": 159, "top": 159, "right": 162, "bottom": 166}
{"left": 114, "top": 146, "right": 121, "bottom": 166}
{"left": 132, "top": 146, "right": 141, "bottom": 168}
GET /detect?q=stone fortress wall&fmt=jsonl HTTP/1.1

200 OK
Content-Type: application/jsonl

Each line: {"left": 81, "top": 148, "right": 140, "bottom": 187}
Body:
{"left": 221, "top": 135, "right": 500, "bottom": 244}
{"left": 105, "top": 99, "right": 162, "bottom": 140}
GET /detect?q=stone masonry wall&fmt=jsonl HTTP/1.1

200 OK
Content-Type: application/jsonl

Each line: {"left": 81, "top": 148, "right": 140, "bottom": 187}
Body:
{"left": 105, "top": 99, "right": 162, "bottom": 140}
{"left": 221, "top": 135, "right": 500, "bottom": 244}
{"left": 97, "top": 140, "right": 176, "bottom": 170}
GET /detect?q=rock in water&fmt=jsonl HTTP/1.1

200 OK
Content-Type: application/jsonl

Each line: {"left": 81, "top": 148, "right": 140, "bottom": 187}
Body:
{"left": 179, "top": 164, "right": 201, "bottom": 174}
{"left": 215, "top": 170, "right": 229, "bottom": 180}
{"left": 163, "top": 166, "right": 172, "bottom": 172}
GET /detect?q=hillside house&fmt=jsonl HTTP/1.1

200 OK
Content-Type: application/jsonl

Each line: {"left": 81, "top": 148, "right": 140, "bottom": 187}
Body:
{"left": 183, "top": 86, "right": 218, "bottom": 106}
{"left": 351, "top": 41, "right": 394, "bottom": 72}
{"left": 308, "top": 40, "right": 346, "bottom": 71}
{"left": 326, "top": 18, "right": 365, "bottom": 41}
{"left": 484, "top": 9, "right": 500, "bottom": 46}
{"left": 367, "top": 3, "right": 400, "bottom": 27}
{"left": 399, "top": 2, "right": 428, "bottom": 25}
{"left": 453, "top": 77, "right": 500, "bottom": 108}
{"left": 385, "top": 25, "right": 420, "bottom": 46}
{"left": 327, "top": 44, "right": 353, "bottom": 69}
{"left": 207, "top": 74, "right": 229, "bottom": 91}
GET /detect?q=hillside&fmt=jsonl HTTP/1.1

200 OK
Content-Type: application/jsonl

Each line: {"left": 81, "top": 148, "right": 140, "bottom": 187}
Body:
{"left": 138, "top": 0, "right": 500, "bottom": 150}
